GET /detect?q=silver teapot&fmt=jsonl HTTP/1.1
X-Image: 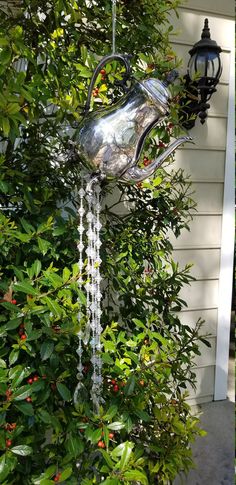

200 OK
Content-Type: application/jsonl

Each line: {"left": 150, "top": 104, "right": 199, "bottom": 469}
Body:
{"left": 75, "top": 54, "right": 191, "bottom": 183}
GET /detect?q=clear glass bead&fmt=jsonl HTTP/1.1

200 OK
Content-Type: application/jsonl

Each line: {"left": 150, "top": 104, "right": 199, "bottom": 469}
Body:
{"left": 78, "top": 207, "right": 85, "bottom": 216}
{"left": 79, "top": 188, "right": 85, "bottom": 197}
{"left": 77, "top": 242, "right": 84, "bottom": 252}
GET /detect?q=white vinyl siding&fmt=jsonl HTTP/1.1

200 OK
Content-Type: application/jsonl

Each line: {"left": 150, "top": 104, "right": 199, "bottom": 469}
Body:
{"left": 170, "top": 1, "right": 234, "bottom": 404}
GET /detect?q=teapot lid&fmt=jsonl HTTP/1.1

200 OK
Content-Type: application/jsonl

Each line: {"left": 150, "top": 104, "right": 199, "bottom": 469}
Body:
{"left": 141, "top": 78, "right": 171, "bottom": 110}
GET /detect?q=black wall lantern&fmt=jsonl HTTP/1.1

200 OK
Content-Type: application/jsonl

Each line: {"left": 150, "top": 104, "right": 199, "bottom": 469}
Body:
{"left": 181, "top": 18, "right": 223, "bottom": 129}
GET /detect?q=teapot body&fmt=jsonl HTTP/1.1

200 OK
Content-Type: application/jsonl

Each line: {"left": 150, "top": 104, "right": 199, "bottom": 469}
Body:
{"left": 75, "top": 80, "right": 169, "bottom": 179}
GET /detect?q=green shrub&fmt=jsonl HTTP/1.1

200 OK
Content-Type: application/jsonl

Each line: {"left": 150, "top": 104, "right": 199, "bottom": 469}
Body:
{"left": 0, "top": 1, "right": 208, "bottom": 483}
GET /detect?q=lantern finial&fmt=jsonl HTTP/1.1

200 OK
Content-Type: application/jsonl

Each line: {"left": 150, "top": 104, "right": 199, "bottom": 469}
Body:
{"left": 202, "top": 19, "right": 210, "bottom": 39}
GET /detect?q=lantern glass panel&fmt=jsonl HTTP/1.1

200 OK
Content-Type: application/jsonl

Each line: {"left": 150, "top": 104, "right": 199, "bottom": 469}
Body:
{"left": 188, "top": 52, "right": 206, "bottom": 80}
{"left": 206, "top": 51, "right": 221, "bottom": 78}
{"left": 188, "top": 49, "right": 221, "bottom": 81}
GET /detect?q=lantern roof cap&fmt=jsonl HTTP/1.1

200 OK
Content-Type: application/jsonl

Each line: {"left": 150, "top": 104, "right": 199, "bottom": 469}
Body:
{"left": 189, "top": 19, "right": 222, "bottom": 56}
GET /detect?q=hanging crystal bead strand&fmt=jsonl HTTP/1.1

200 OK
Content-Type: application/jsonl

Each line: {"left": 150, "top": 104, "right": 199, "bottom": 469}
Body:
{"left": 74, "top": 185, "right": 86, "bottom": 405}
{"left": 85, "top": 189, "right": 94, "bottom": 350}
{"left": 91, "top": 183, "right": 103, "bottom": 412}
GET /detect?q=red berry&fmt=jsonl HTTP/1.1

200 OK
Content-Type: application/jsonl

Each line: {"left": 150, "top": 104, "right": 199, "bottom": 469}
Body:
{"left": 6, "top": 389, "right": 12, "bottom": 401}
{"left": 20, "top": 334, "right": 27, "bottom": 340}
{"left": 10, "top": 423, "right": 17, "bottom": 430}
{"left": 113, "top": 384, "right": 119, "bottom": 393}
{"left": 11, "top": 299, "right": 17, "bottom": 305}
{"left": 33, "top": 376, "right": 39, "bottom": 382}
{"left": 139, "top": 379, "right": 145, "bottom": 387}
{"left": 27, "top": 378, "right": 33, "bottom": 385}
{"left": 92, "top": 88, "right": 99, "bottom": 97}
{"left": 6, "top": 439, "right": 12, "bottom": 447}
{"left": 111, "top": 379, "right": 116, "bottom": 385}
{"left": 108, "top": 433, "right": 114, "bottom": 439}
{"left": 100, "top": 69, "right": 106, "bottom": 75}
{"left": 97, "top": 440, "right": 105, "bottom": 448}
{"left": 158, "top": 141, "right": 166, "bottom": 148}
{"left": 25, "top": 397, "right": 32, "bottom": 403}
{"left": 20, "top": 323, "right": 25, "bottom": 328}
{"left": 54, "top": 473, "right": 61, "bottom": 482}
{"left": 79, "top": 428, "right": 85, "bottom": 433}
{"left": 144, "top": 159, "right": 151, "bottom": 167}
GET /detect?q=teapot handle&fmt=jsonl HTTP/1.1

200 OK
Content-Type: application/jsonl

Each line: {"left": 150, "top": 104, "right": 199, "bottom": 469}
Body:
{"left": 84, "top": 54, "right": 132, "bottom": 114}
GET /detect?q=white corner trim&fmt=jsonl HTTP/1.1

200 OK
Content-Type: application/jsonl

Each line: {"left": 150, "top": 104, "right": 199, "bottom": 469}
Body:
{"left": 214, "top": 45, "right": 235, "bottom": 401}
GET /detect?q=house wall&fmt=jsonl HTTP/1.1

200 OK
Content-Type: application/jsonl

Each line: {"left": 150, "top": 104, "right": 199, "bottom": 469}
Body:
{"left": 169, "top": 0, "right": 234, "bottom": 404}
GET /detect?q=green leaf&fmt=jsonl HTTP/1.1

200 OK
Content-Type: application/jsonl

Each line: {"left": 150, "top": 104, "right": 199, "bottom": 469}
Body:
{"left": 56, "top": 383, "right": 71, "bottom": 401}
{"left": 77, "top": 289, "right": 86, "bottom": 305}
{"left": 6, "top": 318, "right": 22, "bottom": 330}
{"left": 2, "top": 118, "right": 10, "bottom": 137}
{"left": 40, "top": 341, "right": 54, "bottom": 361}
{"left": 9, "top": 350, "right": 19, "bottom": 365}
{"left": 123, "top": 470, "right": 148, "bottom": 484}
{"left": 40, "top": 480, "right": 54, "bottom": 485}
{"left": 124, "top": 375, "right": 136, "bottom": 396}
{"left": 132, "top": 318, "right": 145, "bottom": 329}
{"left": 32, "top": 259, "right": 42, "bottom": 277}
{"left": 12, "top": 385, "right": 31, "bottom": 401}
{"left": 14, "top": 402, "right": 34, "bottom": 416}
{"left": 58, "top": 467, "right": 73, "bottom": 481}
{"left": 0, "top": 454, "right": 5, "bottom": 475}
{"left": 62, "top": 267, "right": 71, "bottom": 282}
{"left": 11, "top": 445, "right": 33, "bottom": 456}
{"left": 0, "top": 47, "right": 11, "bottom": 65}
{"left": 13, "top": 281, "right": 38, "bottom": 296}
{"left": 42, "top": 297, "right": 62, "bottom": 318}
{"left": 0, "top": 359, "right": 6, "bottom": 369}
{"left": 107, "top": 422, "right": 125, "bottom": 431}
{"left": 37, "top": 237, "right": 51, "bottom": 255}
{"left": 66, "top": 436, "right": 84, "bottom": 457}
{"left": 90, "top": 428, "right": 103, "bottom": 444}
{"left": 20, "top": 218, "right": 34, "bottom": 234}
{"left": 135, "top": 410, "right": 151, "bottom": 422}
{"left": 103, "top": 405, "right": 118, "bottom": 421}
{"left": 99, "top": 450, "right": 114, "bottom": 469}
{"left": 111, "top": 442, "right": 132, "bottom": 458}
{"left": 44, "top": 465, "right": 57, "bottom": 479}
{"left": 0, "top": 180, "right": 9, "bottom": 193}
{"left": 38, "top": 409, "right": 52, "bottom": 424}
{"left": 0, "top": 453, "right": 13, "bottom": 482}
{"left": 119, "top": 441, "right": 133, "bottom": 471}
{"left": 6, "top": 103, "right": 20, "bottom": 115}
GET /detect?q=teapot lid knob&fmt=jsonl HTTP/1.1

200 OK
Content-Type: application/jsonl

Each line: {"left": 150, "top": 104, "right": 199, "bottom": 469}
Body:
{"left": 142, "top": 78, "right": 171, "bottom": 109}
{"left": 164, "top": 69, "right": 179, "bottom": 86}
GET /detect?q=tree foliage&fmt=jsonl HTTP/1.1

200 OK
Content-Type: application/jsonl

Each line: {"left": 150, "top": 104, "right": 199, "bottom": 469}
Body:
{"left": 0, "top": 1, "right": 208, "bottom": 483}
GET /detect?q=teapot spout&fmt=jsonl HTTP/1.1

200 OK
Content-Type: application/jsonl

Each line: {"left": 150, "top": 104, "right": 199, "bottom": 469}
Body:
{"left": 122, "top": 136, "right": 192, "bottom": 183}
